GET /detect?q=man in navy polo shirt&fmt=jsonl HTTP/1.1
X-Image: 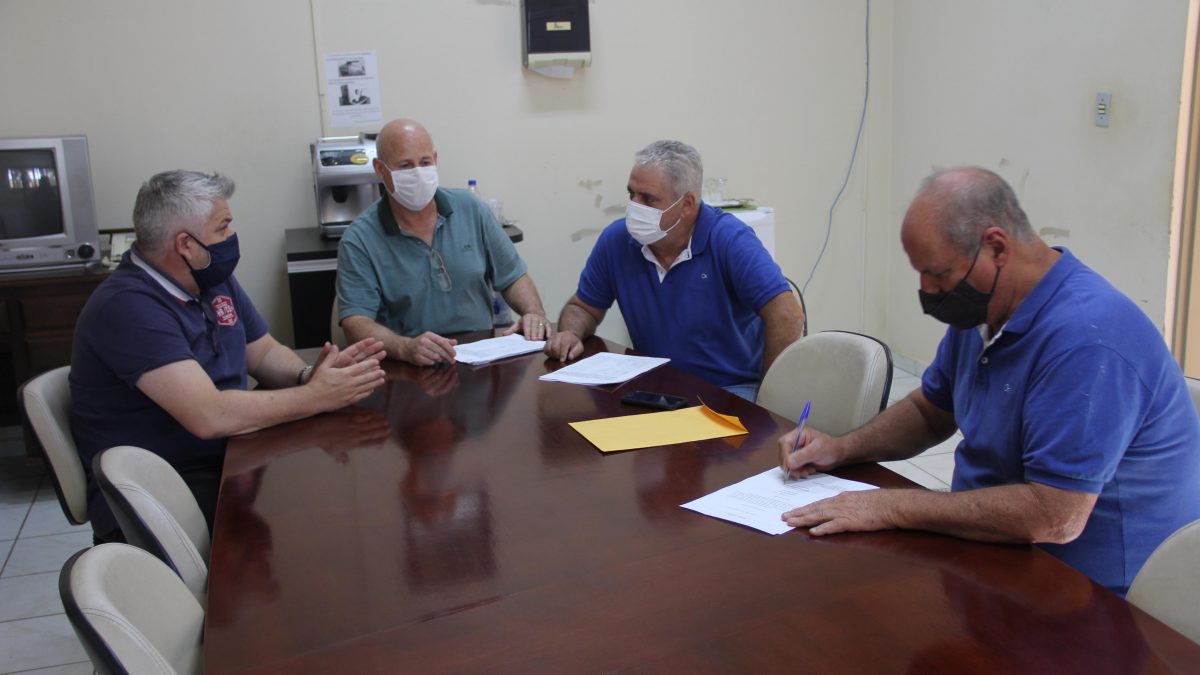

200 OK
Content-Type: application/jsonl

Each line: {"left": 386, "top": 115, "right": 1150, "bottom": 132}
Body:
{"left": 779, "top": 167, "right": 1200, "bottom": 595}
{"left": 71, "top": 170, "right": 387, "bottom": 543}
{"left": 544, "top": 140, "right": 806, "bottom": 400}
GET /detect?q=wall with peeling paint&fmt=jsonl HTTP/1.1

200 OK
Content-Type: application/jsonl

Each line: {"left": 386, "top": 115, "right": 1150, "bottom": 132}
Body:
{"left": 0, "top": 0, "right": 1188, "bottom": 375}
{"left": 886, "top": 0, "right": 1190, "bottom": 366}
{"left": 314, "top": 0, "right": 881, "bottom": 346}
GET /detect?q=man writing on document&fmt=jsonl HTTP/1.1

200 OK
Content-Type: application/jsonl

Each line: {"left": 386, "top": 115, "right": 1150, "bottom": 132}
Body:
{"left": 778, "top": 167, "right": 1200, "bottom": 595}
{"left": 337, "top": 118, "right": 552, "bottom": 365}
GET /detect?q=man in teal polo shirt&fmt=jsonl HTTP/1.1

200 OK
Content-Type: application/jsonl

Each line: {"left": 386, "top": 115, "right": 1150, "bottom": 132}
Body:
{"left": 337, "top": 118, "right": 551, "bottom": 365}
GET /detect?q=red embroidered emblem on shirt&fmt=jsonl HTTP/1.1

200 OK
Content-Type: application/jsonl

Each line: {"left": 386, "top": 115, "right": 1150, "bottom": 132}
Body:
{"left": 211, "top": 295, "right": 238, "bottom": 326}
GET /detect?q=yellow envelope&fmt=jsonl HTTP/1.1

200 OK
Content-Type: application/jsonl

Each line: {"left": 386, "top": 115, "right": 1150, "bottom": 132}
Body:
{"left": 569, "top": 404, "right": 748, "bottom": 453}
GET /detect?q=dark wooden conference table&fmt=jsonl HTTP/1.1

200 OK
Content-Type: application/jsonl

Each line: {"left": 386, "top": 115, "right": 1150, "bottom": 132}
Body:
{"left": 204, "top": 333, "right": 1200, "bottom": 674}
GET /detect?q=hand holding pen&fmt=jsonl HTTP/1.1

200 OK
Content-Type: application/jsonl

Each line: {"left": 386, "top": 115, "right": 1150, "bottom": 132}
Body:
{"left": 781, "top": 401, "right": 811, "bottom": 482}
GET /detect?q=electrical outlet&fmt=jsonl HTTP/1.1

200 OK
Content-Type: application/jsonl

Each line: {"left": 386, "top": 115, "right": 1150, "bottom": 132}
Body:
{"left": 1095, "top": 92, "right": 1112, "bottom": 127}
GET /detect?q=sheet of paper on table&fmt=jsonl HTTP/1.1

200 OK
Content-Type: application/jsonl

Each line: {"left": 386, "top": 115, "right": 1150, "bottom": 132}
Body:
{"left": 539, "top": 352, "right": 669, "bottom": 385}
{"left": 681, "top": 468, "right": 878, "bottom": 535}
{"left": 454, "top": 334, "right": 546, "bottom": 365}
{"left": 569, "top": 403, "right": 747, "bottom": 453}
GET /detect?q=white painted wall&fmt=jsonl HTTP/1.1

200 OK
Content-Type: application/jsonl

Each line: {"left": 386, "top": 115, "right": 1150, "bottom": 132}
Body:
{"left": 885, "top": 0, "right": 1190, "bottom": 366}
{"left": 0, "top": 0, "right": 320, "bottom": 340}
{"left": 0, "top": 0, "right": 1189, "bottom": 368}
{"left": 313, "top": 0, "right": 876, "bottom": 344}
{"left": 0, "top": 0, "right": 875, "bottom": 347}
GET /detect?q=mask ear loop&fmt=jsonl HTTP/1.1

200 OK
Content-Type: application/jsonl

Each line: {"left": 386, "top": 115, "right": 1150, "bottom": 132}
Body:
{"left": 982, "top": 239, "right": 1003, "bottom": 296}
{"left": 960, "top": 243, "right": 983, "bottom": 282}
{"left": 926, "top": 244, "right": 983, "bottom": 315}
{"left": 182, "top": 233, "right": 213, "bottom": 271}
{"left": 985, "top": 262, "right": 1001, "bottom": 296}
{"left": 658, "top": 194, "right": 687, "bottom": 233}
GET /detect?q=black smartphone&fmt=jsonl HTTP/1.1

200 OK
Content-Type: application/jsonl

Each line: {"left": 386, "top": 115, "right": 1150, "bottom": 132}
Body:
{"left": 620, "top": 390, "right": 690, "bottom": 411}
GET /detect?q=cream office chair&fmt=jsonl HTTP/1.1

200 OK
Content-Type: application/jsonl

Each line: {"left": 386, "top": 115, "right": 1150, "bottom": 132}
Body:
{"left": 1122, "top": 380, "right": 1200, "bottom": 644}
{"left": 60, "top": 543, "right": 204, "bottom": 675}
{"left": 94, "top": 446, "right": 210, "bottom": 604}
{"left": 758, "top": 331, "right": 893, "bottom": 435}
{"left": 19, "top": 366, "right": 89, "bottom": 525}
{"left": 1126, "top": 519, "right": 1200, "bottom": 645}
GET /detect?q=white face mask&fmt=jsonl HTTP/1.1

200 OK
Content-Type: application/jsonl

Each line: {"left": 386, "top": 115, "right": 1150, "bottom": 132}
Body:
{"left": 389, "top": 165, "right": 439, "bottom": 211}
{"left": 625, "top": 195, "right": 683, "bottom": 246}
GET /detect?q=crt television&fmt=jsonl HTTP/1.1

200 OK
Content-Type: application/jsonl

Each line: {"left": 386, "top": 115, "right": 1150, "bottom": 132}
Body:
{"left": 0, "top": 135, "right": 100, "bottom": 272}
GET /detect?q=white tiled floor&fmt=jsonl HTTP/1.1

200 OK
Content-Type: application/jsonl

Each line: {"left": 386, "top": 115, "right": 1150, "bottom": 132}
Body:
{"left": 0, "top": 361, "right": 950, "bottom": 672}
{"left": 0, "top": 426, "right": 91, "bottom": 674}
{"left": 879, "top": 365, "right": 960, "bottom": 491}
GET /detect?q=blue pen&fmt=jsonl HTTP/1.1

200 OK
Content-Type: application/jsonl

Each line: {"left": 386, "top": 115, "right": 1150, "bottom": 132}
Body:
{"left": 783, "top": 400, "right": 812, "bottom": 482}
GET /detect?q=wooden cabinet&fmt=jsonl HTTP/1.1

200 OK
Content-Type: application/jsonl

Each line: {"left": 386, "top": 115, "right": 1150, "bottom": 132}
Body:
{"left": 0, "top": 266, "right": 110, "bottom": 425}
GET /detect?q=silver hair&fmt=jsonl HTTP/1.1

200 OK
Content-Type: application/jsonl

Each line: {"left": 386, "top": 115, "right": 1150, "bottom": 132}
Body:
{"left": 919, "top": 167, "right": 1035, "bottom": 253}
{"left": 132, "top": 170, "right": 235, "bottom": 252}
{"left": 633, "top": 140, "right": 703, "bottom": 201}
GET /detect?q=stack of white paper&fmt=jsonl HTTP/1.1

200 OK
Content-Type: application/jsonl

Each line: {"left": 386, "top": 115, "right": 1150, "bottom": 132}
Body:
{"left": 453, "top": 334, "right": 545, "bottom": 365}
{"left": 539, "top": 352, "right": 669, "bottom": 386}
{"left": 681, "top": 468, "right": 878, "bottom": 535}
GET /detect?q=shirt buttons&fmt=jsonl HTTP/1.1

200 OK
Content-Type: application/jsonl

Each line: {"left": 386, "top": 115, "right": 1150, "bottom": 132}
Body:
{"left": 980, "top": 356, "right": 989, "bottom": 364}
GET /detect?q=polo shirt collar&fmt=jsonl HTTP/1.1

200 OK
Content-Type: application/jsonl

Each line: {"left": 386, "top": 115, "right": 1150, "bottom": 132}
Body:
{"left": 376, "top": 188, "right": 454, "bottom": 237}
{"left": 689, "top": 203, "right": 718, "bottom": 256}
{"left": 637, "top": 203, "right": 718, "bottom": 281}
{"left": 129, "top": 247, "right": 197, "bottom": 303}
{"left": 999, "top": 246, "right": 1078, "bottom": 336}
{"left": 641, "top": 237, "right": 694, "bottom": 281}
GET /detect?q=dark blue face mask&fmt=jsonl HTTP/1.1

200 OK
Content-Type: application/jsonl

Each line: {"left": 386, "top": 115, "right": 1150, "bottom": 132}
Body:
{"left": 183, "top": 232, "right": 240, "bottom": 293}
{"left": 918, "top": 244, "right": 1000, "bottom": 329}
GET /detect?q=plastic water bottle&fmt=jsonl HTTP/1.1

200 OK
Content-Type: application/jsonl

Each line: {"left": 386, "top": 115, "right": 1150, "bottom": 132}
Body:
{"left": 486, "top": 197, "right": 503, "bottom": 223}
{"left": 468, "top": 179, "right": 478, "bottom": 195}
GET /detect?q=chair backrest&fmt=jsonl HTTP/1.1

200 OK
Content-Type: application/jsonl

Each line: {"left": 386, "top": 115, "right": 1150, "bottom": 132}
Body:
{"left": 60, "top": 543, "right": 204, "bottom": 675}
{"left": 757, "top": 330, "right": 893, "bottom": 436}
{"left": 330, "top": 299, "right": 346, "bottom": 346}
{"left": 19, "top": 365, "right": 88, "bottom": 525}
{"left": 94, "top": 446, "right": 210, "bottom": 604}
{"left": 1186, "top": 377, "right": 1200, "bottom": 417}
{"left": 1127, "top": 519, "right": 1200, "bottom": 645}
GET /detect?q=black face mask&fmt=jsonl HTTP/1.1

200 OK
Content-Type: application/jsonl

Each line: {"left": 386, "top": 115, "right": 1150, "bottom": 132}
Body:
{"left": 183, "top": 232, "right": 240, "bottom": 293}
{"left": 918, "top": 245, "right": 1000, "bottom": 329}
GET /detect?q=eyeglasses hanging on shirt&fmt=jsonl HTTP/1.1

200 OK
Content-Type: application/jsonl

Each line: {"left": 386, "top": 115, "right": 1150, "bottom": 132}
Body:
{"left": 430, "top": 248, "right": 452, "bottom": 292}
{"left": 197, "top": 299, "right": 222, "bottom": 355}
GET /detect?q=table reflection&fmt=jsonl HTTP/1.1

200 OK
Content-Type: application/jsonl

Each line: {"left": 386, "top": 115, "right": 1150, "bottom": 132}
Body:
{"left": 906, "top": 566, "right": 1148, "bottom": 674}
{"left": 204, "top": 337, "right": 1197, "bottom": 675}
{"left": 397, "top": 412, "right": 496, "bottom": 591}
{"left": 206, "top": 467, "right": 278, "bottom": 628}
{"left": 365, "top": 348, "right": 530, "bottom": 592}
{"left": 633, "top": 446, "right": 706, "bottom": 523}
{"left": 818, "top": 529, "right": 1156, "bottom": 672}
{"left": 207, "top": 408, "right": 392, "bottom": 627}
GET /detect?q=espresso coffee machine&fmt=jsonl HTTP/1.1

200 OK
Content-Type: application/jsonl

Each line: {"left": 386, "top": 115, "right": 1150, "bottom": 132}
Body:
{"left": 310, "top": 134, "right": 381, "bottom": 238}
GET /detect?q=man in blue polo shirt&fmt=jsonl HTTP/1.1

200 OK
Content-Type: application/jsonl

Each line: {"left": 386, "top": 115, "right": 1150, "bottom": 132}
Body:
{"left": 545, "top": 140, "right": 805, "bottom": 399}
{"left": 778, "top": 167, "right": 1200, "bottom": 595}
{"left": 71, "top": 170, "right": 387, "bottom": 543}
{"left": 338, "top": 118, "right": 552, "bottom": 365}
